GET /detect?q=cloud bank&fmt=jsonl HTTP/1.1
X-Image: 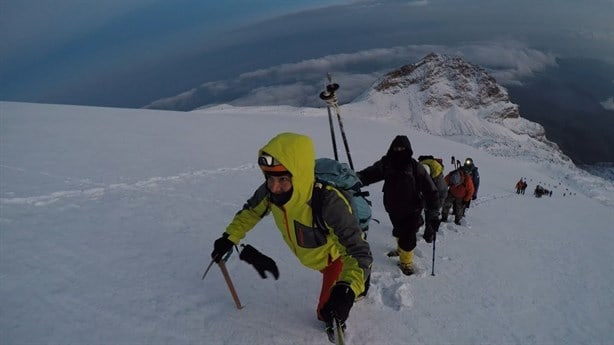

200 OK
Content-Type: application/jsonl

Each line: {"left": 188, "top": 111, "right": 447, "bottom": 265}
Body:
{"left": 3, "top": 0, "right": 611, "bottom": 109}
{"left": 600, "top": 97, "right": 614, "bottom": 111}
{"left": 147, "top": 41, "right": 557, "bottom": 110}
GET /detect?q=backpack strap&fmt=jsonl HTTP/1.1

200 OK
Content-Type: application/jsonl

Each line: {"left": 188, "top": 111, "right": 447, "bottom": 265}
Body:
{"left": 311, "top": 182, "right": 328, "bottom": 233}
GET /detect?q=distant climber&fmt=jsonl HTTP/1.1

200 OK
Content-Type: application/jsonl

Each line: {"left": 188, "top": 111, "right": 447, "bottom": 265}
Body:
{"left": 462, "top": 158, "right": 480, "bottom": 200}
{"left": 442, "top": 168, "right": 474, "bottom": 225}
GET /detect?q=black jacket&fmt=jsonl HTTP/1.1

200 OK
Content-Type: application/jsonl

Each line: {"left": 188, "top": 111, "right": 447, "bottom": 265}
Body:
{"left": 357, "top": 135, "right": 440, "bottom": 217}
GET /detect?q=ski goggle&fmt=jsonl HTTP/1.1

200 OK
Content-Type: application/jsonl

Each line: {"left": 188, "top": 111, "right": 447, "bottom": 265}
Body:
{"left": 258, "top": 153, "right": 281, "bottom": 167}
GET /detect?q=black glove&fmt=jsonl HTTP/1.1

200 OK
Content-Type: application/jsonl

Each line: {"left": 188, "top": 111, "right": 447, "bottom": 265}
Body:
{"left": 320, "top": 282, "right": 355, "bottom": 323}
{"left": 425, "top": 210, "right": 441, "bottom": 232}
{"left": 211, "top": 233, "right": 234, "bottom": 263}
{"left": 239, "top": 244, "right": 279, "bottom": 280}
{"left": 422, "top": 227, "right": 435, "bottom": 243}
{"left": 464, "top": 200, "right": 471, "bottom": 209}
{"left": 472, "top": 195, "right": 477, "bottom": 200}
{"left": 423, "top": 216, "right": 440, "bottom": 243}
{"left": 426, "top": 216, "right": 441, "bottom": 232}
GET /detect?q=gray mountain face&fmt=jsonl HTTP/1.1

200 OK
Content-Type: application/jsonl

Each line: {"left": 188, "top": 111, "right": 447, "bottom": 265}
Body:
{"left": 375, "top": 53, "right": 514, "bottom": 117}
{"left": 356, "top": 53, "right": 572, "bottom": 166}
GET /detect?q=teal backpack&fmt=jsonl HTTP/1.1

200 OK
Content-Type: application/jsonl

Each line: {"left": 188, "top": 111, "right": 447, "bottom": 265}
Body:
{"left": 312, "top": 158, "right": 372, "bottom": 234}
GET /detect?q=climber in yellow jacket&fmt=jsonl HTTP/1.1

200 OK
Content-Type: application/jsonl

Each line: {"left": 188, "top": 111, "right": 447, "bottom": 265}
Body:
{"left": 418, "top": 155, "right": 447, "bottom": 207}
{"left": 210, "top": 132, "right": 372, "bottom": 326}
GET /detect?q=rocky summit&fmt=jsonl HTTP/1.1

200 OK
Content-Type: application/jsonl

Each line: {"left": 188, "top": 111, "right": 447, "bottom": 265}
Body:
{"left": 353, "top": 53, "right": 570, "bottom": 165}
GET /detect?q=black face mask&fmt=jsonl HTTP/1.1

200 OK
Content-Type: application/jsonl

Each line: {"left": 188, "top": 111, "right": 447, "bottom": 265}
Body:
{"left": 269, "top": 187, "right": 293, "bottom": 206}
{"left": 389, "top": 150, "right": 411, "bottom": 168}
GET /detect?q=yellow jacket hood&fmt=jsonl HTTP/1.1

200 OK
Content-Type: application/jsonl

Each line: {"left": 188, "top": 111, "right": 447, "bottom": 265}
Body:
{"left": 259, "top": 132, "right": 316, "bottom": 207}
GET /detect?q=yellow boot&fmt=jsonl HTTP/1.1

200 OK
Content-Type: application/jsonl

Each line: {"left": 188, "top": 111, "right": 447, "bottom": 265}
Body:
{"left": 398, "top": 248, "right": 415, "bottom": 276}
{"left": 387, "top": 237, "right": 400, "bottom": 257}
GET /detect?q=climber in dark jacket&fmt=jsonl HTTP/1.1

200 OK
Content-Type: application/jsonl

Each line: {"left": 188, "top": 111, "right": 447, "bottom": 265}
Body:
{"left": 357, "top": 135, "right": 440, "bottom": 275}
{"left": 462, "top": 158, "right": 480, "bottom": 200}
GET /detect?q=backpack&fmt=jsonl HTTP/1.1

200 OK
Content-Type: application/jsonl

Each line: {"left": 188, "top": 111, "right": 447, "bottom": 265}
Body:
{"left": 312, "top": 158, "right": 372, "bottom": 233}
{"left": 435, "top": 157, "right": 444, "bottom": 169}
{"left": 450, "top": 170, "right": 462, "bottom": 186}
{"left": 419, "top": 155, "right": 444, "bottom": 168}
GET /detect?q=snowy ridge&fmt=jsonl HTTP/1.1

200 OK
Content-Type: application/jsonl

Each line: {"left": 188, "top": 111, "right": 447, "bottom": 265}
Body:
{"left": 1, "top": 101, "right": 614, "bottom": 344}
{"left": 353, "top": 53, "right": 569, "bottom": 167}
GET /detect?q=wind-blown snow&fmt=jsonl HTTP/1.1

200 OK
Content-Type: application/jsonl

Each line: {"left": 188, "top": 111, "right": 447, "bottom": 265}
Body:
{"left": 1, "top": 101, "right": 613, "bottom": 344}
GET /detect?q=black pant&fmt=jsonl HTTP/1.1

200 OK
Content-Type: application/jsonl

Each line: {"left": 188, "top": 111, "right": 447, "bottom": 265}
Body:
{"left": 442, "top": 193, "right": 465, "bottom": 220}
{"left": 389, "top": 212, "right": 421, "bottom": 252}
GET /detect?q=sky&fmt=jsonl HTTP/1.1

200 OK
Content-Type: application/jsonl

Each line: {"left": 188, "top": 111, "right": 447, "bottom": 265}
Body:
{"left": 2, "top": 96, "right": 614, "bottom": 343}
{"left": 1, "top": 0, "right": 613, "bottom": 109}
{"left": 0, "top": 0, "right": 352, "bottom": 107}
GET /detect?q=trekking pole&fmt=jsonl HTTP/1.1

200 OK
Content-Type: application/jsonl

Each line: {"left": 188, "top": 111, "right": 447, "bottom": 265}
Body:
{"left": 333, "top": 101, "right": 354, "bottom": 170}
{"left": 320, "top": 77, "right": 339, "bottom": 161}
{"left": 431, "top": 230, "right": 437, "bottom": 276}
{"left": 327, "top": 105, "right": 339, "bottom": 161}
{"left": 320, "top": 73, "right": 354, "bottom": 170}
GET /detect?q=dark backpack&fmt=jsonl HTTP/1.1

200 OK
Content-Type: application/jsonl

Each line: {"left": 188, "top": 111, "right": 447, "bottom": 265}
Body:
{"left": 311, "top": 158, "right": 372, "bottom": 233}
{"left": 381, "top": 157, "right": 421, "bottom": 214}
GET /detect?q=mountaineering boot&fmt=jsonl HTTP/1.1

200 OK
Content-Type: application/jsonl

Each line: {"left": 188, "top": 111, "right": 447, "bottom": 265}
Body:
{"left": 398, "top": 262, "right": 415, "bottom": 276}
{"left": 387, "top": 237, "right": 400, "bottom": 257}
{"left": 454, "top": 217, "right": 461, "bottom": 225}
{"left": 398, "top": 248, "right": 415, "bottom": 276}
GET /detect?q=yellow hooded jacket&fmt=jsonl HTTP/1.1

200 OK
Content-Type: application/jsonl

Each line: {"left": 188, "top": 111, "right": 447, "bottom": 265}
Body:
{"left": 224, "top": 132, "right": 372, "bottom": 296}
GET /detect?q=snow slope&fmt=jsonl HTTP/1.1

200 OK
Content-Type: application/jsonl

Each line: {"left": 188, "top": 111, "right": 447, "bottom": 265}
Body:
{"left": 1, "top": 101, "right": 613, "bottom": 344}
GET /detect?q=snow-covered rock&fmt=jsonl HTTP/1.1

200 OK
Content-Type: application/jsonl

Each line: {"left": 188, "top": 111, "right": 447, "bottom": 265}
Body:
{"left": 351, "top": 53, "right": 571, "bottom": 165}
